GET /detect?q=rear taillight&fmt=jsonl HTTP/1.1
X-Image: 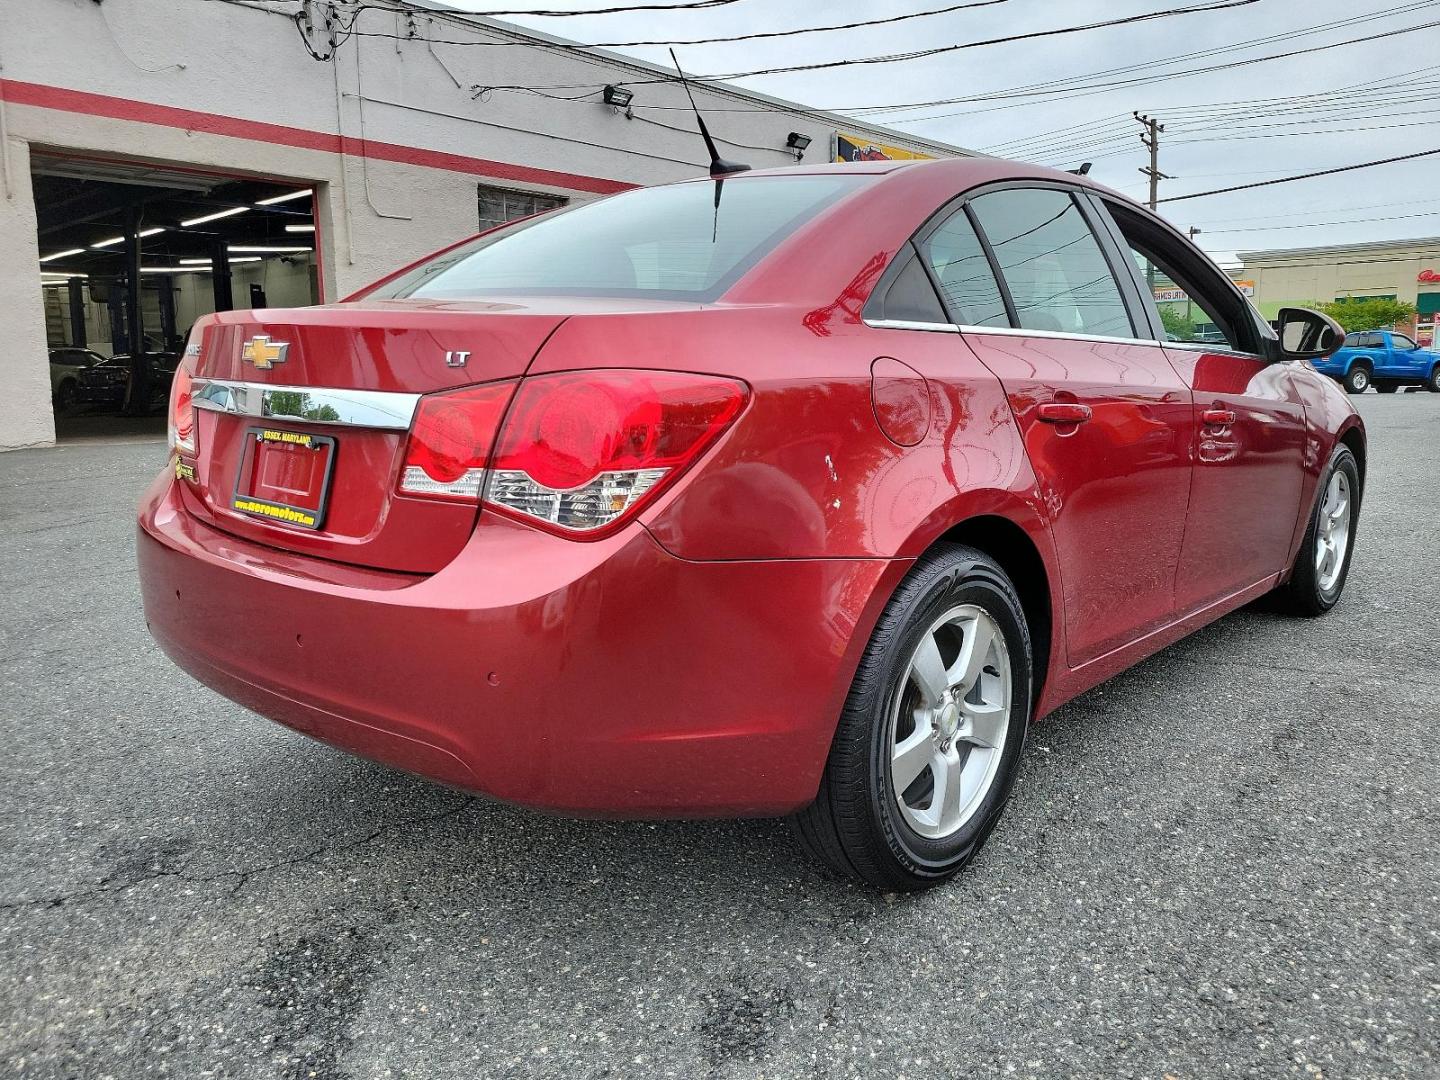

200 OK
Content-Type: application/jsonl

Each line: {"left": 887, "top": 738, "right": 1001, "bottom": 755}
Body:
{"left": 397, "top": 370, "right": 748, "bottom": 537}
{"left": 168, "top": 363, "right": 196, "bottom": 455}
{"left": 399, "top": 381, "right": 517, "bottom": 500}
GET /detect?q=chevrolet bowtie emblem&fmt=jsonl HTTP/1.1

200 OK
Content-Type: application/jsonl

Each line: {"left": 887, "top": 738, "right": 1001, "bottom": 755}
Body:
{"left": 242, "top": 335, "right": 289, "bottom": 369}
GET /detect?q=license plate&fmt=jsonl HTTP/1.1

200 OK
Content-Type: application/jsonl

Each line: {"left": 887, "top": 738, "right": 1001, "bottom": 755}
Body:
{"left": 231, "top": 427, "right": 336, "bottom": 530}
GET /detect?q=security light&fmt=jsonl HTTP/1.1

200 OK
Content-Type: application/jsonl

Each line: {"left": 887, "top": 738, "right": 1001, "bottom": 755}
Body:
{"left": 786, "top": 132, "right": 813, "bottom": 158}
{"left": 603, "top": 85, "right": 634, "bottom": 108}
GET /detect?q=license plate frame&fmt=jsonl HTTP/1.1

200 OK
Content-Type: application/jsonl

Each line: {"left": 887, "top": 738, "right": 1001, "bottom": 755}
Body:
{"left": 231, "top": 426, "right": 337, "bottom": 531}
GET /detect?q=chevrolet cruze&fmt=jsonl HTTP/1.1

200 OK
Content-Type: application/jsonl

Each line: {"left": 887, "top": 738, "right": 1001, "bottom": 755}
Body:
{"left": 138, "top": 158, "right": 1364, "bottom": 890}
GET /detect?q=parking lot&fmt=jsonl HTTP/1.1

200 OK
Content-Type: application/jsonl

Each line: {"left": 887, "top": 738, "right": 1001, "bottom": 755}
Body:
{"left": 1, "top": 393, "right": 1436, "bottom": 1079}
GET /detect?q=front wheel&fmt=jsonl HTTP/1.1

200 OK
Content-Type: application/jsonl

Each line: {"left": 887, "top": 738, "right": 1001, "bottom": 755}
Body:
{"left": 1428, "top": 367, "right": 1440, "bottom": 393}
{"left": 1343, "top": 366, "right": 1370, "bottom": 394}
{"left": 791, "top": 544, "right": 1032, "bottom": 891}
{"left": 1271, "top": 446, "right": 1360, "bottom": 617}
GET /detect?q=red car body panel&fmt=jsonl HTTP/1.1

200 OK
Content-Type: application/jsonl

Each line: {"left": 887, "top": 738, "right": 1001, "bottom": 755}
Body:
{"left": 137, "top": 157, "right": 1363, "bottom": 817}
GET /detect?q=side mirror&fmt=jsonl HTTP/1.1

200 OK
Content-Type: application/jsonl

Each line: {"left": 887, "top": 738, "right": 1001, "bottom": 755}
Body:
{"left": 1277, "top": 306, "right": 1344, "bottom": 361}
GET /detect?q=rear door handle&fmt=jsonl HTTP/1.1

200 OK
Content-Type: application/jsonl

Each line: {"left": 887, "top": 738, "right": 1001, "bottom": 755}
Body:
{"left": 1036, "top": 402, "right": 1092, "bottom": 424}
{"left": 1201, "top": 408, "right": 1237, "bottom": 426}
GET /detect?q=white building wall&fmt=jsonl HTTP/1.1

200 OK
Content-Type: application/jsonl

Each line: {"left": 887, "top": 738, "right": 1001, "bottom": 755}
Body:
{"left": 0, "top": 0, "right": 965, "bottom": 450}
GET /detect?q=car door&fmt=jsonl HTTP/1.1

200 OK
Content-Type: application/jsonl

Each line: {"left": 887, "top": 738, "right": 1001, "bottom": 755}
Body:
{"left": 916, "top": 185, "right": 1195, "bottom": 668}
{"left": 1097, "top": 199, "right": 1307, "bottom": 615}
{"left": 1386, "top": 332, "right": 1425, "bottom": 379}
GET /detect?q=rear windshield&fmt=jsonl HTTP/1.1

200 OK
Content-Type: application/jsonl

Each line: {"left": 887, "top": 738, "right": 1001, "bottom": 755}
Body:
{"left": 371, "top": 175, "right": 867, "bottom": 302}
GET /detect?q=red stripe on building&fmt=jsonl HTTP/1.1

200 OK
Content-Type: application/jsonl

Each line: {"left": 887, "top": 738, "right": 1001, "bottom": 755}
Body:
{"left": 0, "top": 79, "right": 635, "bottom": 195}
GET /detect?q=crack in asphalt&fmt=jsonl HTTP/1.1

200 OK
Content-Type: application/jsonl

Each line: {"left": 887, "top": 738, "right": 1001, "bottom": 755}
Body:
{"left": 0, "top": 801, "right": 473, "bottom": 914}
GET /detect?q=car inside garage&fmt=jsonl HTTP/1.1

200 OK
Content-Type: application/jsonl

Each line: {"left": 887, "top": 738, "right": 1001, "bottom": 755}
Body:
{"left": 33, "top": 155, "right": 320, "bottom": 441}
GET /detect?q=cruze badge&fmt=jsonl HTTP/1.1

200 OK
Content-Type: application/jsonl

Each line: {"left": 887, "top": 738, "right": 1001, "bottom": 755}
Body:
{"left": 445, "top": 350, "right": 470, "bottom": 368}
{"left": 242, "top": 335, "right": 289, "bottom": 369}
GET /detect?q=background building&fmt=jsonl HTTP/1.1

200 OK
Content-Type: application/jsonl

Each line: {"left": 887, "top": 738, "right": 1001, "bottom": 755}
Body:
{"left": 0, "top": 0, "right": 965, "bottom": 451}
{"left": 1237, "top": 237, "right": 1440, "bottom": 344}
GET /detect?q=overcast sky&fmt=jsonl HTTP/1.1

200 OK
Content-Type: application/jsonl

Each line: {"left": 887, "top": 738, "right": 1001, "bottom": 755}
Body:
{"left": 448, "top": 0, "right": 1440, "bottom": 266}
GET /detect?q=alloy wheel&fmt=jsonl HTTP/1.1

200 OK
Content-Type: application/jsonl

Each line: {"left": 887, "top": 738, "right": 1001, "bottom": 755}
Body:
{"left": 1315, "top": 469, "right": 1351, "bottom": 592}
{"left": 889, "top": 604, "right": 1011, "bottom": 840}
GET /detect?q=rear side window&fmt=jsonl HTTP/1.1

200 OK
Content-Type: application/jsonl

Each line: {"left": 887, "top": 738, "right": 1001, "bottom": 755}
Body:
{"left": 968, "top": 188, "right": 1133, "bottom": 339}
{"left": 374, "top": 175, "right": 867, "bottom": 301}
{"left": 918, "top": 210, "right": 1009, "bottom": 327}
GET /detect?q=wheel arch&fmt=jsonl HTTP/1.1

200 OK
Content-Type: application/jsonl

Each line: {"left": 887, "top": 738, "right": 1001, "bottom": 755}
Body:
{"left": 927, "top": 513, "right": 1057, "bottom": 709}
{"left": 1337, "top": 420, "right": 1367, "bottom": 494}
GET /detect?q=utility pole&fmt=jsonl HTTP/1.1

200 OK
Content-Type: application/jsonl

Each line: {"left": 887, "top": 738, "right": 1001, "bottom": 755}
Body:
{"left": 1135, "top": 112, "right": 1171, "bottom": 294}
{"left": 1134, "top": 112, "right": 1171, "bottom": 211}
{"left": 1185, "top": 227, "right": 1201, "bottom": 326}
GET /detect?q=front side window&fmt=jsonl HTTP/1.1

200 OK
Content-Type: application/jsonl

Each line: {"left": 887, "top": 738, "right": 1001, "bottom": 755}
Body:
{"left": 1392, "top": 333, "right": 1419, "bottom": 350}
{"left": 379, "top": 175, "right": 868, "bottom": 302}
{"left": 967, "top": 188, "right": 1133, "bottom": 339}
{"left": 1105, "top": 202, "right": 1260, "bottom": 354}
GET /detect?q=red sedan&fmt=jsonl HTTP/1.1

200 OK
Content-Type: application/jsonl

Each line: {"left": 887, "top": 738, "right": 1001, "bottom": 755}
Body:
{"left": 138, "top": 158, "right": 1364, "bottom": 890}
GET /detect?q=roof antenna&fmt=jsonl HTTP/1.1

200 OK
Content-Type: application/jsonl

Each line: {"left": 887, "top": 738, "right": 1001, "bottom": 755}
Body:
{"left": 1067, "top": 162, "right": 1093, "bottom": 176}
{"left": 669, "top": 48, "right": 750, "bottom": 177}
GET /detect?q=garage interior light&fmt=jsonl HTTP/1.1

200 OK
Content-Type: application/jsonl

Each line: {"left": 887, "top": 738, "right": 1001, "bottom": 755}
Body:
{"left": 41, "top": 271, "right": 88, "bottom": 279}
{"left": 40, "top": 249, "right": 86, "bottom": 262}
{"left": 284, "top": 224, "right": 316, "bottom": 233}
{"left": 90, "top": 228, "right": 166, "bottom": 249}
{"left": 228, "top": 245, "right": 312, "bottom": 254}
{"left": 255, "top": 190, "right": 312, "bottom": 206}
{"left": 179, "top": 206, "right": 250, "bottom": 227}
{"left": 179, "top": 257, "right": 262, "bottom": 265}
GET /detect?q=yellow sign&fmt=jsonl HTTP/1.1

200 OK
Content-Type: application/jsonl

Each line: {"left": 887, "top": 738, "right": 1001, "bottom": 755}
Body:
{"left": 260, "top": 429, "right": 313, "bottom": 448}
{"left": 834, "top": 132, "right": 934, "bottom": 164}
{"left": 232, "top": 497, "right": 317, "bottom": 528}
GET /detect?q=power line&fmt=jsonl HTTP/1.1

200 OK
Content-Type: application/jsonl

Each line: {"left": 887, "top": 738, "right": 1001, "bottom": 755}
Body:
{"left": 453, "top": 0, "right": 1263, "bottom": 88}
{"left": 853, "top": 10, "right": 1440, "bottom": 124}
{"left": 351, "top": 0, "right": 1015, "bottom": 48}
{"left": 1159, "top": 148, "right": 1440, "bottom": 204}
{"left": 280, "top": 0, "right": 752, "bottom": 14}
{"left": 1202, "top": 210, "right": 1440, "bottom": 236}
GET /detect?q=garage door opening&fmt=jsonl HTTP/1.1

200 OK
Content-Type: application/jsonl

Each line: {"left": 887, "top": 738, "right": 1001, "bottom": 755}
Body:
{"left": 33, "top": 155, "right": 322, "bottom": 442}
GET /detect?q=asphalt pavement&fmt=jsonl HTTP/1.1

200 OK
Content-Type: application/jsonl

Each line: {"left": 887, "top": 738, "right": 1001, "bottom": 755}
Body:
{"left": 2, "top": 393, "right": 1436, "bottom": 1079}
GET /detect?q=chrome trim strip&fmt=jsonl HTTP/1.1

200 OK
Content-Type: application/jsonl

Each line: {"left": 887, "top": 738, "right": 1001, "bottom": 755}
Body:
{"left": 954, "top": 325, "right": 1164, "bottom": 347}
{"left": 191, "top": 379, "right": 420, "bottom": 430}
{"left": 1161, "top": 340, "right": 1266, "bottom": 360}
{"left": 863, "top": 318, "right": 960, "bottom": 334}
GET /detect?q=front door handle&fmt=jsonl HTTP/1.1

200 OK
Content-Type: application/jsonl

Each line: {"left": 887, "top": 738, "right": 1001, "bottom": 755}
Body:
{"left": 1201, "top": 408, "right": 1237, "bottom": 426}
{"left": 1037, "top": 402, "right": 1092, "bottom": 424}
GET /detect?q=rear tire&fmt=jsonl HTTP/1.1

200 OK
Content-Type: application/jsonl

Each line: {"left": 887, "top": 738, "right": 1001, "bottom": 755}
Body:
{"left": 1428, "top": 367, "right": 1440, "bottom": 393}
{"left": 1375, "top": 382, "right": 1398, "bottom": 394}
{"left": 54, "top": 381, "right": 77, "bottom": 412}
{"left": 791, "top": 544, "right": 1032, "bottom": 891}
{"left": 1271, "top": 446, "right": 1360, "bottom": 617}
{"left": 1343, "top": 365, "right": 1370, "bottom": 394}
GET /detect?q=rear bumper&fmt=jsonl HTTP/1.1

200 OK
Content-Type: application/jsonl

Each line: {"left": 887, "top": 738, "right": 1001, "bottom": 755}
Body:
{"left": 137, "top": 470, "right": 904, "bottom": 817}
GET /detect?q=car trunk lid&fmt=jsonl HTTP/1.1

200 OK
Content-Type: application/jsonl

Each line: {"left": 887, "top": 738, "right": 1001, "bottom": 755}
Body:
{"left": 177, "top": 299, "right": 568, "bottom": 573}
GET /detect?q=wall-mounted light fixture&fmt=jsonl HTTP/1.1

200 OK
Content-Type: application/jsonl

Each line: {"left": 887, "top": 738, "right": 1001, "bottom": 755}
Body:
{"left": 786, "top": 132, "right": 813, "bottom": 159}
{"left": 603, "top": 85, "right": 634, "bottom": 109}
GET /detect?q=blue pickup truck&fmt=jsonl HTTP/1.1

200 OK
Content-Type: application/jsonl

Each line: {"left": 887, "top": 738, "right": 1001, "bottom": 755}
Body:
{"left": 1313, "top": 329, "right": 1440, "bottom": 394}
